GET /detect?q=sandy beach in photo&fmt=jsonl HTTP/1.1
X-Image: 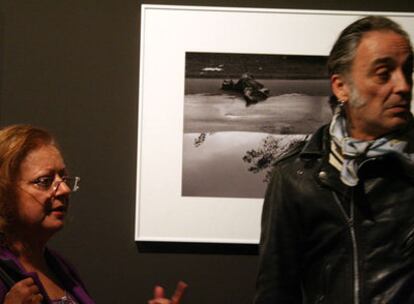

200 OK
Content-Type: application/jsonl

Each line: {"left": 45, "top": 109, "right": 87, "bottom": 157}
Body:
{"left": 184, "top": 79, "right": 331, "bottom": 134}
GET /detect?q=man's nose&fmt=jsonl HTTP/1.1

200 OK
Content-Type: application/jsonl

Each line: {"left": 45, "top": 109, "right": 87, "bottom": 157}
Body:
{"left": 393, "top": 69, "right": 412, "bottom": 93}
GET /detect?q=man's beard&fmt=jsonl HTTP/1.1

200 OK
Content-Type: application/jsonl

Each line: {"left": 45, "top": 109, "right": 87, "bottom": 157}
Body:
{"left": 348, "top": 83, "right": 366, "bottom": 108}
{"left": 347, "top": 82, "right": 413, "bottom": 110}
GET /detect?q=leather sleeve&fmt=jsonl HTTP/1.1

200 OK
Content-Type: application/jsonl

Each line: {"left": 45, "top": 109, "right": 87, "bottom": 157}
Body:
{"left": 254, "top": 161, "right": 304, "bottom": 304}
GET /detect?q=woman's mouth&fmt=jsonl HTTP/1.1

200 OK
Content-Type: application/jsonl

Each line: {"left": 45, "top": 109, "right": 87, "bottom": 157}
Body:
{"left": 48, "top": 205, "right": 67, "bottom": 217}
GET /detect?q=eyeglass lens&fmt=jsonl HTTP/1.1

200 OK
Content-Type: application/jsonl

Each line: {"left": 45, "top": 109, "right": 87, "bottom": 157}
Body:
{"left": 62, "top": 177, "right": 80, "bottom": 192}
{"left": 53, "top": 177, "right": 80, "bottom": 193}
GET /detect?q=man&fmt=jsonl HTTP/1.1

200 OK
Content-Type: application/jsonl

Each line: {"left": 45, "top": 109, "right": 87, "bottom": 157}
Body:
{"left": 254, "top": 16, "right": 414, "bottom": 303}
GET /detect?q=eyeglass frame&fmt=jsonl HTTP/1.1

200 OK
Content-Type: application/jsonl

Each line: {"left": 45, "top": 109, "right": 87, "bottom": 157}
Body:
{"left": 28, "top": 175, "right": 80, "bottom": 195}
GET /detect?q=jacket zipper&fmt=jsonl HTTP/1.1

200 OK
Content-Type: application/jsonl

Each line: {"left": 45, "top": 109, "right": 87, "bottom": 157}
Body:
{"left": 332, "top": 191, "right": 359, "bottom": 304}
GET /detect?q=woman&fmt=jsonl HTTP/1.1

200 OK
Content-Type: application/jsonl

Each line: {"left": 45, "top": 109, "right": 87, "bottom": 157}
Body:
{"left": 0, "top": 125, "right": 184, "bottom": 304}
{"left": 0, "top": 124, "right": 93, "bottom": 303}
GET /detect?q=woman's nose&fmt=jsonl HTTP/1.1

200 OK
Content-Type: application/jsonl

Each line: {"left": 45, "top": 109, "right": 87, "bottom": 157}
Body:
{"left": 53, "top": 179, "right": 71, "bottom": 197}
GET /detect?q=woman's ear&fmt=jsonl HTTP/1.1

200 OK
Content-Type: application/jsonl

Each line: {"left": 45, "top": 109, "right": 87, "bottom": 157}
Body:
{"left": 331, "top": 74, "right": 350, "bottom": 103}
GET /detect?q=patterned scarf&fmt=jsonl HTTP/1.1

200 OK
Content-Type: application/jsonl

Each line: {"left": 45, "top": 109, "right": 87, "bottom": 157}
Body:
{"left": 329, "top": 108, "right": 414, "bottom": 186}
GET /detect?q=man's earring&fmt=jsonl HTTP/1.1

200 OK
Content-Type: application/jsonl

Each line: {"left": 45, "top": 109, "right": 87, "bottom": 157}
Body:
{"left": 338, "top": 99, "right": 347, "bottom": 108}
{"left": 336, "top": 99, "right": 346, "bottom": 114}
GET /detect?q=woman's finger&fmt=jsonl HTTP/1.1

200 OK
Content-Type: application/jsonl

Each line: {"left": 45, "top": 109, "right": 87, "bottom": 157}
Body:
{"left": 171, "top": 281, "right": 188, "bottom": 304}
{"left": 153, "top": 285, "right": 165, "bottom": 299}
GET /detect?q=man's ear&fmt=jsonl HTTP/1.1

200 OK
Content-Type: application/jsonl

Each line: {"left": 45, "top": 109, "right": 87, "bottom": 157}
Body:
{"left": 331, "top": 74, "right": 350, "bottom": 102}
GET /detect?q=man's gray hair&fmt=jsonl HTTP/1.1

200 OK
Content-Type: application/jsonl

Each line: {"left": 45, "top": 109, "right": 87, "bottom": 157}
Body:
{"left": 327, "top": 15, "right": 413, "bottom": 108}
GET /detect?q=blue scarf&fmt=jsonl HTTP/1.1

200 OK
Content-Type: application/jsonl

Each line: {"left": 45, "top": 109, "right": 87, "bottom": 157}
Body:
{"left": 329, "top": 108, "right": 414, "bottom": 186}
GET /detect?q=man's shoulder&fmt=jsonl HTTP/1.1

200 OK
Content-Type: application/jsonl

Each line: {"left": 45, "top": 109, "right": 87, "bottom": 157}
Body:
{"left": 274, "top": 140, "right": 307, "bottom": 166}
{"left": 403, "top": 120, "right": 414, "bottom": 153}
{"left": 275, "top": 124, "right": 330, "bottom": 167}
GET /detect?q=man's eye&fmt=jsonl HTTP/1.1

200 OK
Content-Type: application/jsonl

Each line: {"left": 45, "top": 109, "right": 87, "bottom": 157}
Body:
{"left": 33, "top": 176, "right": 54, "bottom": 188}
{"left": 376, "top": 69, "right": 390, "bottom": 82}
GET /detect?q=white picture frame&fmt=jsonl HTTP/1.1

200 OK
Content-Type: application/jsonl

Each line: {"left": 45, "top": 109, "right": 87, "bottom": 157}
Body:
{"left": 136, "top": 4, "right": 414, "bottom": 243}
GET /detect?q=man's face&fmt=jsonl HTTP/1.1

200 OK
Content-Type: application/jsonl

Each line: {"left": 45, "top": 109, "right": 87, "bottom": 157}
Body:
{"left": 344, "top": 30, "right": 413, "bottom": 140}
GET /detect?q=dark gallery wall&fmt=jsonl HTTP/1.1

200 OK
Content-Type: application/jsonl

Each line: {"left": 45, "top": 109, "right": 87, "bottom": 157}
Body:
{"left": 0, "top": 1, "right": 413, "bottom": 303}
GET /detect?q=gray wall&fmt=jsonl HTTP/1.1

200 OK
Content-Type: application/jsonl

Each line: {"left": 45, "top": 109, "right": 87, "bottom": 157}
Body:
{"left": 0, "top": 1, "right": 412, "bottom": 303}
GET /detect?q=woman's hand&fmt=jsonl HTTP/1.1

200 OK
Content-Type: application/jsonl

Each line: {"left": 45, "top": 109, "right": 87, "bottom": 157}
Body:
{"left": 148, "top": 281, "right": 188, "bottom": 304}
{"left": 4, "top": 277, "right": 43, "bottom": 304}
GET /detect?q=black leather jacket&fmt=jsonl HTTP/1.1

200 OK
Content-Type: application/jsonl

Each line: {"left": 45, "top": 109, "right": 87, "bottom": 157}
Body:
{"left": 254, "top": 125, "right": 414, "bottom": 304}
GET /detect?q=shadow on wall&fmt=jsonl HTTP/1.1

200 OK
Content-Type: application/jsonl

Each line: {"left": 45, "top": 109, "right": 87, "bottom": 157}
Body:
{"left": 136, "top": 242, "right": 258, "bottom": 255}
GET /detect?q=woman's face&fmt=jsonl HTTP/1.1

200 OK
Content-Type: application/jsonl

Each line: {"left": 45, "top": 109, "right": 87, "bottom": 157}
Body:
{"left": 14, "top": 144, "right": 71, "bottom": 239}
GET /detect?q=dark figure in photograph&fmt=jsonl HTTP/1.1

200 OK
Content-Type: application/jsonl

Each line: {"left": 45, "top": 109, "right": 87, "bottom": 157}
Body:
{"left": 254, "top": 16, "right": 414, "bottom": 304}
{"left": 222, "top": 73, "right": 270, "bottom": 106}
{"left": 0, "top": 125, "right": 186, "bottom": 304}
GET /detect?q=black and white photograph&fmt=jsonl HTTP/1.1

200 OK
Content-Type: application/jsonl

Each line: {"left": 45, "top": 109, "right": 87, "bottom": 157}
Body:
{"left": 182, "top": 52, "right": 332, "bottom": 198}
{"left": 136, "top": 6, "right": 414, "bottom": 243}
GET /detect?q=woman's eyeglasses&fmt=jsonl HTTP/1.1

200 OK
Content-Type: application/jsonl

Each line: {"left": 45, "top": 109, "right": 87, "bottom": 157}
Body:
{"left": 30, "top": 176, "right": 80, "bottom": 194}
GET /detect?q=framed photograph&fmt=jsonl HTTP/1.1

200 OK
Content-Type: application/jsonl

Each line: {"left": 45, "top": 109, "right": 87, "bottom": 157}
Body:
{"left": 136, "top": 5, "right": 414, "bottom": 243}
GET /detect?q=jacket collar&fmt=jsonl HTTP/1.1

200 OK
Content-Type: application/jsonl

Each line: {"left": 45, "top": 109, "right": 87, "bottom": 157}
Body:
{"left": 299, "top": 124, "right": 328, "bottom": 159}
{"left": 299, "top": 124, "right": 351, "bottom": 196}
